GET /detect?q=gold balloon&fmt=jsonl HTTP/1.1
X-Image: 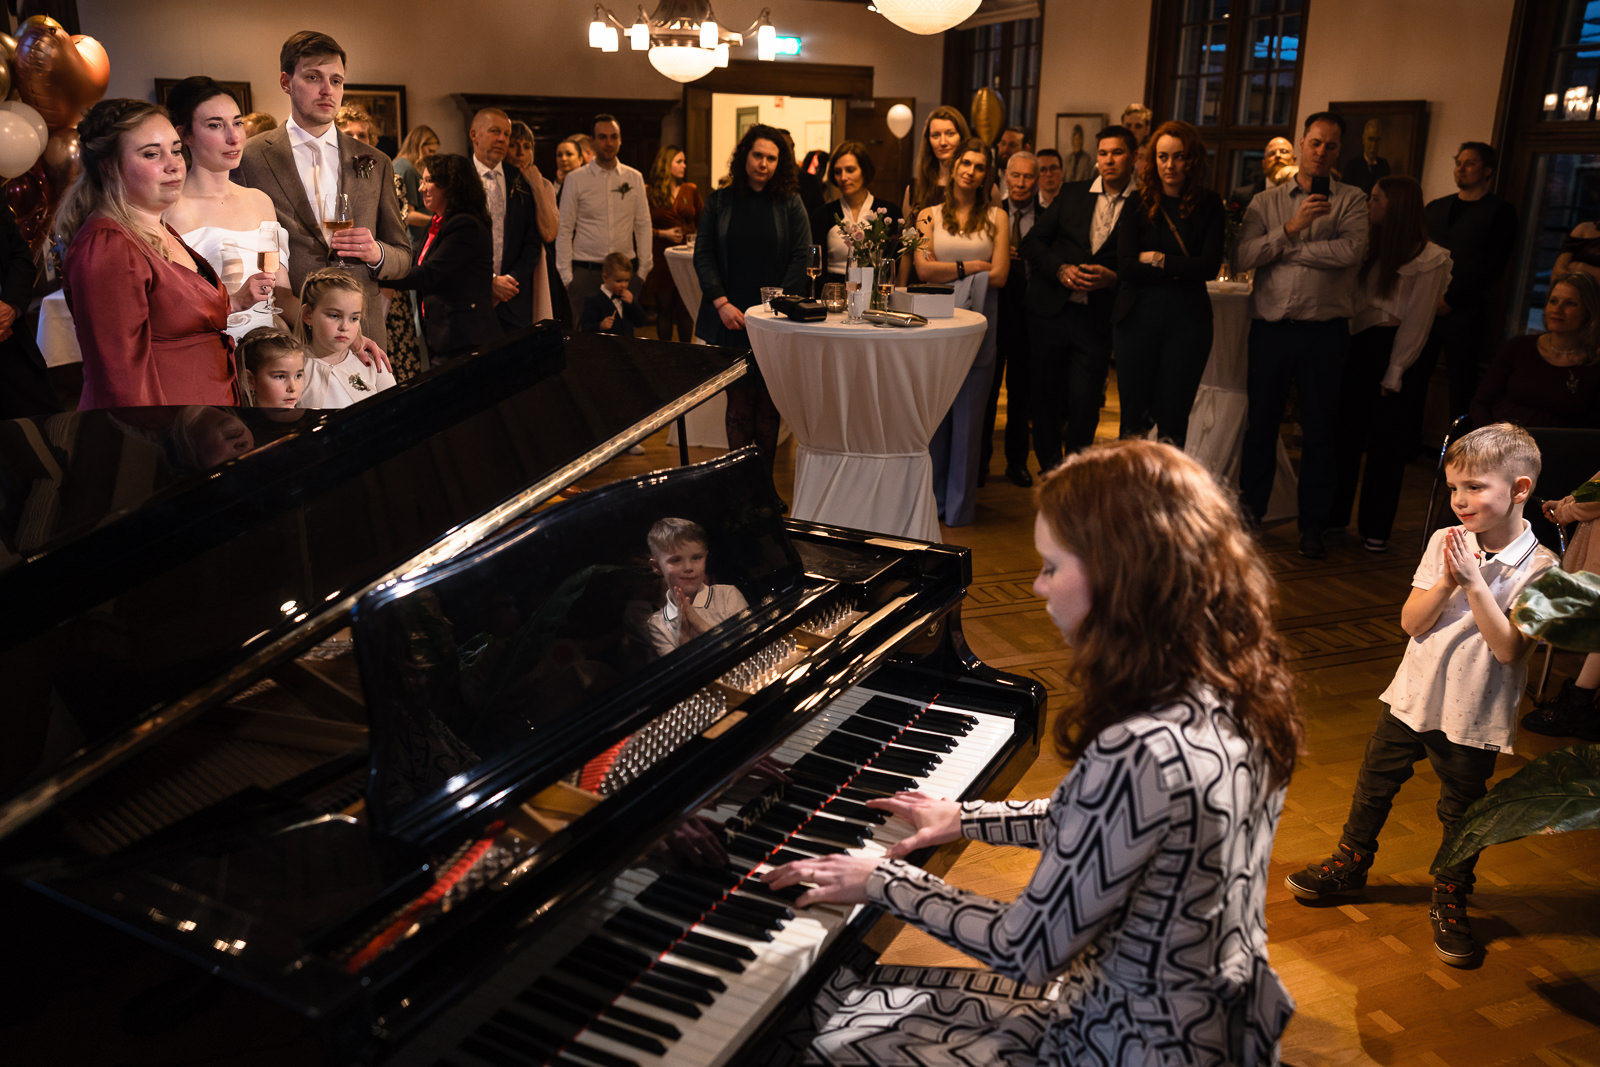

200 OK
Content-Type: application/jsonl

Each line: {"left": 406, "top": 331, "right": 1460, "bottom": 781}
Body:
{"left": 70, "top": 35, "right": 110, "bottom": 107}
{"left": 969, "top": 87, "right": 1004, "bottom": 147}
{"left": 0, "top": 57, "right": 11, "bottom": 103}
{"left": 14, "top": 16, "right": 108, "bottom": 131}
{"left": 0, "top": 33, "right": 17, "bottom": 70}
{"left": 41, "top": 126, "right": 77, "bottom": 192}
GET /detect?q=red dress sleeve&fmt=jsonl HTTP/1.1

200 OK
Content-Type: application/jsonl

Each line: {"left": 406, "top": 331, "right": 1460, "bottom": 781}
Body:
{"left": 65, "top": 220, "right": 160, "bottom": 409}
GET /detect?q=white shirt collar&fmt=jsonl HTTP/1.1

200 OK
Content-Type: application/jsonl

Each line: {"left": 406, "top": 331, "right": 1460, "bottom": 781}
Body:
{"left": 660, "top": 585, "right": 713, "bottom": 622}
{"left": 476, "top": 158, "right": 504, "bottom": 182}
{"left": 1088, "top": 175, "right": 1134, "bottom": 200}
{"left": 285, "top": 115, "right": 339, "bottom": 153}
{"left": 1467, "top": 519, "right": 1540, "bottom": 570}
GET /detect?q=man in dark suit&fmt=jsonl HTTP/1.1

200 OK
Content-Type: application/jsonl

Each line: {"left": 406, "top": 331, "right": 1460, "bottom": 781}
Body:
{"left": 235, "top": 30, "right": 411, "bottom": 351}
{"left": 469, "top": 107, "right": 544, "bottom": 333}
{"left": 1020, "top": 125, "right": 1138, "bottom": 469}
{"left": 983, "top": 149, "right": 1040, "bottom": 486}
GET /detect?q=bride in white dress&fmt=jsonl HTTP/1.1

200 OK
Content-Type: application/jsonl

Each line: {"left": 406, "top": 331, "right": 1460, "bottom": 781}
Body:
{"left": 163, "top": 76, "right": 289, "bottom": 341}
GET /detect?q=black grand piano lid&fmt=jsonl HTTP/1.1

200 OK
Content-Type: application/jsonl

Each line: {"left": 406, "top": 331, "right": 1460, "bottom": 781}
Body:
{"left": 354, "top": 448, "right": 804, "bottom": 842}
{"left": 0, "top": 324, "right": 747, "bottom": 838}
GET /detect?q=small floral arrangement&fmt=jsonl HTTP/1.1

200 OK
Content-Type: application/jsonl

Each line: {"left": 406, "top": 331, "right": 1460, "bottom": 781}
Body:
{"left": 839, "top": 206, "right": 924, "bottom": 266}
{"left": 353, "top": 155, "right": 376, "bottom": 179}
{"left": 616, "top": 181, "right": 632, "bottom": 197}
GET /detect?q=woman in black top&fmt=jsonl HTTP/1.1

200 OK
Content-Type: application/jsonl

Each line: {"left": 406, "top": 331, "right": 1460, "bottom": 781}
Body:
{"left": 809, "top": 141, "right": 903, "bottom": 288}
{"left": 694, "top": 124, "right": 811, "bottom": 472}
{"left": 390, "top": 154, "right": 500, "bottom": 360}
{"left": 1112, "top": 120, "right": 1225, "bottom": 447}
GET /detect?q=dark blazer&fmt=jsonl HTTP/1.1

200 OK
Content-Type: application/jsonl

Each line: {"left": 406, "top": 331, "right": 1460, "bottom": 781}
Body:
{"left": 693, "top": 186, "right": 811, "bottom": 346}
{"left": 390, "top": 213, "right": 500, "bottom": 357}
{"left": 809, "top": 196, "right": 904, "bottom": 286}
{"left": 1111, "top": 190, "right": 1226, "bottom": 324}
{"left": 1020, "top": 179, "right": 1124, "bottom": 318}
{"left": 1424, "top": 192, "right": 1517, "bottom": 312}
{"left": 579, "top": 288, "right": 650, "bottom": 336}
{"left": 234, "top": 126, "right": 410, "bottom": 350}
{"left": 489, "top": 164, "right": 544, "bottom": 331}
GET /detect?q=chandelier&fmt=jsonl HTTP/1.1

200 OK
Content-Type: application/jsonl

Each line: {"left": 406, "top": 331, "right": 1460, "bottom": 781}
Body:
{"left": 869, "top": 0, "right": 983, "bottom": 35}
{"left": 588, "top": 0, "right": 779, "bottom": 84}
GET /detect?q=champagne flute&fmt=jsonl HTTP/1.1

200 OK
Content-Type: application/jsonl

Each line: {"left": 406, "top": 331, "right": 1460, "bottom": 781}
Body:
{"left": 256, "top": 222, "right": 282, "bottom": 314}
{"left": 805, "top": 244, "right": 822, "bottom": 300}
{"left": 325, "top": 193, "right": 353, "bottom": 265}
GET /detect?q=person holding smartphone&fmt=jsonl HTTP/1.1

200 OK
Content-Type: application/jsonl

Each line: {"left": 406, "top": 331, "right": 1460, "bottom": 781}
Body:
{"left": 1236, "top": 111, "right": 1370, "bottom": 560}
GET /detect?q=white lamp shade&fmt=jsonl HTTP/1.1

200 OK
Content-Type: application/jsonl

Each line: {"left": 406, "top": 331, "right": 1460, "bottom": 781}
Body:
{"left": 700, "top": 18, "right": 719, "bottom": 48}
{"left": 757, "top": 24, "right": 777, "bottom": 61}
{"left": 873, "top": 0, "right": 982, "bottom": 35}
{"left": 714, "top": 43, "right": 730, "bottom": 67}
{"left": 601, "top": 25, "right": 620, "bottom": 51}
{"left": 649, "top": 43, "right": 720, "bottom": 82}
{"left": 589, "top": 18, "right": 609, "bottom": 48}
{"left": 628, "top": 22, "right": 649, "bottom": 50}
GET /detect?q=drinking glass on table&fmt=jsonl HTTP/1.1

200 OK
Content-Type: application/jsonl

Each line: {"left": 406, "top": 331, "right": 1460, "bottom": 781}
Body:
{"left": 805, "top": 245, "right": 822, "bottom": 300}
{"left": 760, "top": 286, "right": 784, "bottom": 312}
{"left": 256, "top": 222, "right": 283, "bottom": 315}
{"left": 325, "top": 193, "right": 353, "bottom": 265}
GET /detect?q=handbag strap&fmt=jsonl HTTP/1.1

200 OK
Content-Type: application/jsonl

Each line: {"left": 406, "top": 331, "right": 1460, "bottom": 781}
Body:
{"left": 1158, "top": 206, "right": 1191, "bottom": 258}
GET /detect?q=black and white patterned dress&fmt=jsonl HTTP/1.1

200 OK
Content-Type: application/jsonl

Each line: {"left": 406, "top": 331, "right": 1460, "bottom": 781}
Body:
{"left": 811, "top": 689, "right": 1295, "bottom": 1066}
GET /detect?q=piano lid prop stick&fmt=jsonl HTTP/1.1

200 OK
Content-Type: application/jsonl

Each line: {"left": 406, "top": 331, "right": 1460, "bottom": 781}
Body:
{"left": 344, "top": 821, "right": 506, "bottom": 973}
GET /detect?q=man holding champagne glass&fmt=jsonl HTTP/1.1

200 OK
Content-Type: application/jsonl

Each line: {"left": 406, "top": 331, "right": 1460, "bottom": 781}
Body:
{"left": 236, "top": 30, "right": 410, "bottom": 351}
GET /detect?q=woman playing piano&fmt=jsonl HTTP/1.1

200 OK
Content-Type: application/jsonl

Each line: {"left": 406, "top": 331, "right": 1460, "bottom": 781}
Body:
{"left": 766, "top": 439, "right": 1303, "bottom": 1065}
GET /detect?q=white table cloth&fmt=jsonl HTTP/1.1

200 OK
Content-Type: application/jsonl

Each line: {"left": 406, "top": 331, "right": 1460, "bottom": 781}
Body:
{"left": 745, "top": 305, "right": 986, "bottom": 543}
{"left": 662, "top": 243, "right": 727, "bottom": 449}
{"left": 1184, "top": 280, "right": 1297, "bottom": 522}
{"left": 38, "top": 289, "right": 82, "bottom": 367}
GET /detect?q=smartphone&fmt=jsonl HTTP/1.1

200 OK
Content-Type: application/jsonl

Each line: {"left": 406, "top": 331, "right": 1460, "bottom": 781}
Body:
{"left": 1309, "top": 175, "right": 1331, "bottom": 197}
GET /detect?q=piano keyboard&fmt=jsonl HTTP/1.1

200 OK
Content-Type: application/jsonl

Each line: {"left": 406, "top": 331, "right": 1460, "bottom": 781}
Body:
{"left": 397, "top": 685, "right": 1016, "bottom": 1067}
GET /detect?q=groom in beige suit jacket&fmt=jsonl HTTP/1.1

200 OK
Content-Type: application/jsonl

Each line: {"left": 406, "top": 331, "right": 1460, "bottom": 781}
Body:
{"left": 235, "top": 31, "right": 409, "bottom": 351}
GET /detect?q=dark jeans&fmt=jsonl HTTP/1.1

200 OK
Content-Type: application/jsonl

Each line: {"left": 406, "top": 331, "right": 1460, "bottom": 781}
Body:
{"left": 1112, "top": 302, "right": 1212, "bottom": 447}
{"left": 1028, "top": 302, "right": 1112, "bottom": 471}
{"left": 1422, "top": 306, "right": 1490, "bottom": 420}
{"left": 1241, "top": 317, "right": 1350, "bottom": 531}
{"left": 1340, "top": 710, "right": 1499, "bottom": 890}
{"left": 982, "top": 281, "right": 1033, "bottom": 473}
{"left": 1331, "top": 325, "right": 1415, "bottom": 541}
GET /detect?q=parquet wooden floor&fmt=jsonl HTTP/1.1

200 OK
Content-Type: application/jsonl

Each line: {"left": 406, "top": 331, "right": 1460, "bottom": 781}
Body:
{"left": 588, "top": 371, "right": 1600, "bottom": 1067}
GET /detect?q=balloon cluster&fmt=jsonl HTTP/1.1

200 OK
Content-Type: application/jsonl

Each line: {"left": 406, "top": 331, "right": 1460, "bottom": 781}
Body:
{"left": 0, "top": 16, "right": 110, "bottom": 256}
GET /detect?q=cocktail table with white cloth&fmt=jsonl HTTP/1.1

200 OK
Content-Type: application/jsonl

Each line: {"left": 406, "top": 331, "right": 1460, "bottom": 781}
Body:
{"left": 1183, "top": 279, "right": 1297, "bottom": 522}
{"left": 744, "top": 305, "right": 986, "bottom": 543}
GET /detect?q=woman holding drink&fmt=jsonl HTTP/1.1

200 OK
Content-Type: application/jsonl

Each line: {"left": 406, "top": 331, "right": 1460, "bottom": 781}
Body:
{"left": 164, "top": 76, "right": 291, "bottom": 339}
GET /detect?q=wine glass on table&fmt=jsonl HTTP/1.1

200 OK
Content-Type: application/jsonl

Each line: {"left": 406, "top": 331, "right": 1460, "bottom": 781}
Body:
{"left": 256, "top": 222, "right": 283, "bottom": 315}
{"left": 325, "top": 193, "right": 353, "bottom": 266}
{"left": 806, "top": 245, "right": 822, "bottom": 301}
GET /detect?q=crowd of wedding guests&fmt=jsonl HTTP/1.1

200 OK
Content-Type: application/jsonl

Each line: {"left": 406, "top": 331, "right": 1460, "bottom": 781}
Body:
{"left": 0, "top": 27, "right": 1593, "bottom": 549}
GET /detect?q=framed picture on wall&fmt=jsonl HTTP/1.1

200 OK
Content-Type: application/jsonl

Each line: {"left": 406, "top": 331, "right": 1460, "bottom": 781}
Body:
{"left": 1054, "top": 113, "right": 1104, "bottom": 183}
{"left": 735, "top": 106, "right": 760, "bottom": 144}
{"left": 343, "top": 84, "right": 408, "bottom": 157}
{"left": 155, "top": 78, "right": 252, "bottom": 116}
{"left": 1328, "top": 99, "right": 1429, "bottom": 192}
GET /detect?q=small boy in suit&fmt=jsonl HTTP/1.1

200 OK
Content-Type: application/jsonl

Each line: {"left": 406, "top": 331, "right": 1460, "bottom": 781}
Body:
{"left": 580, "top": 252, "right": 650, "bottom": 336}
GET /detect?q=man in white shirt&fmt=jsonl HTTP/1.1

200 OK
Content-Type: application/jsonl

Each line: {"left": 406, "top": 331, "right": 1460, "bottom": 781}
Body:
{"left": 469, "top": 107, "right": 543, "bottom": 332}
{"left": 236, "top": 31, "right": 410, "bottom": 351}
{"left": 556, "top": 113, "right": 652, "bottom": 329}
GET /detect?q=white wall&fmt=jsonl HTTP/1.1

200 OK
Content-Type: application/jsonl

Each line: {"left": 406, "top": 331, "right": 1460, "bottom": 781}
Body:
{"left": 709, "top": 94, "right": 832, "bottom": 177}
{"left": 73, "top": 0, "right": 943, "bottom": 158}
{"left": 1035, "top": 0, "right": 1153, "bottom": 149}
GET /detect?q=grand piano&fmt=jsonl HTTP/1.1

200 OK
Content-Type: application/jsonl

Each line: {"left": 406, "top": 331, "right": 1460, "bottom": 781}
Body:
{"left": 0, "top": 324, "right": 1043, "bottom": 1066}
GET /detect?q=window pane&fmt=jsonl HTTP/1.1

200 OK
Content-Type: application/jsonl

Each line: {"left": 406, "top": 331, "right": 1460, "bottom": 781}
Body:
{"left": 1174, "top": 78, "right": 1199, "bottom": 125}
{"left": 1179, "top": 24, "right": 1200, "bottom": 76}
{"left": 1204, "top": 22, "right": 1228, "bottom": 73}
{"left": 1203, "top": 76, "right": 1222, "bottom": 124}
{"left": 1517, "top": 152, "right": 1600, "bottom": 328}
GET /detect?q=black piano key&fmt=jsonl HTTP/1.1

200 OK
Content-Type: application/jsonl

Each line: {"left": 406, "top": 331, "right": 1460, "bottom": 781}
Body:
{"left": 874, "top": 750, "right": 939, "bottom": 776}
{"left": 917, "top": 710, "right": 979, "bottom": 733}
{"left": 462, "top": 1033, "right": 540, "bottom": 1067}
{"left": 600, "top": 1003, "right": 682, "bottom": 1041}
{"left": 609, "top": 908, "right": 755, "bottom": 966}
{"left": 786, "top": 817, "right": 868, "bottom": 848}
{"left": 726, "top": 834, "right": 777, "bottom": 862}
{"left": 786, "top": 766, "right": 854, "bottom": 795}
{"left": 563, "top": 957, "right": 634, "bottom": 997}
{"left": 821, "top": 797, "right": 889, "bottom": 824}
{"left": 782, "top": 835, "right": 848, "bottom": 857}
{"left": 791, "top": 753, "right": 863, "bottom": 782}
{"left": 895, "top": 728, "right": 959, "bottom": 753}
{"left": 667, "top": 940, "right": 747, "bottom": 973}
{"left": 835, "top": 714, "right": 898, "bottom": 741}
{"left": 853, "top": 769, "right": 920, "bottom": 793}
{"left": 580, "top": 932, "right": 727, "bottom": 993}
{"left": 563, "top": 1046, "right": 640, "bottom": 1067}
{"left": 586, "top": 1018, "right": 669, "bottom": 1056}
{"left": 633, "top": 969, "right": 715, "bottom": 1006}
{"left": 660, "top": 869, "right": 740, "bottom": 896}
{"left": 646, "top": 958, "right": 727, "bottom": 993}
{"left": 529, "top": 978, "right": 681, "bottom": 1043}
{"left": 647, "top": 897, "right": 775, "bottom": 942}
{"left": 744, "top": 823, "right": 794, "bottom": 847}
{"left": 769, "top": 848, "right": 817, "bottom": 865}
{"left": 857, "top": 695, "right": 921, "bottom": 725}
{"left": 732, "top": 875, "right": 804, "bottom": 905}
{"left": 623, "top": 982, "right": 703, "bottom": 1019}
{"left": 813, "top": 733, "right": 885, "bottom": 762}
{"left": 679, "top": 927, "right": 757, "bottom": 960}
{"left": 714, "top": 895, "right": 790, "bottom": 928}
{"left": 500, "top": 1003, "right": 653, "bottom": 1066}
{"left": 480, "top": 1019, "right": 566, "bottom": 1060}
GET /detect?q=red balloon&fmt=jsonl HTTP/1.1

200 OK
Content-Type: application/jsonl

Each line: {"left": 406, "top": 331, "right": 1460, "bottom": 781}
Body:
{"left": 6, "top": 161, "right": 52, "bottom": 256}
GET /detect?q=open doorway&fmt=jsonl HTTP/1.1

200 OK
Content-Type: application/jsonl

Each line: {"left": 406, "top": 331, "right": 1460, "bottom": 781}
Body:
{"left": 708, "top": 93, "right": 833, "bottom": 179}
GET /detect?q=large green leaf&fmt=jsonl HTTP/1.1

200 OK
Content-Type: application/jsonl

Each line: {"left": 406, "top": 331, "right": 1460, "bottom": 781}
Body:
{"left": 1512, "top": 568, "right": 1600, "bottom": 653}
{"left": 1435, "top": 744, "right": 1600, "bottom": 870}
{"left": 1571, "top": 477, "right": 1600, "bottom": 503}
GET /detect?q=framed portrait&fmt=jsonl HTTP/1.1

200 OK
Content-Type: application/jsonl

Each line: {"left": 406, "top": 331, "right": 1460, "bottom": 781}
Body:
{"left": 155, "top": 78, "right": 252, "bottom": 115}
{"left": 735, "top": 105, "right": 760, "bottom": 144}
{"left": 1054, "top": 113, "right": 1105, "bottom": 183}
{"left": 343, "top": 84, "right": 408, "bottom": 157}
{"left": 1328, "top": 99, "right": 1429, "bottom": 192}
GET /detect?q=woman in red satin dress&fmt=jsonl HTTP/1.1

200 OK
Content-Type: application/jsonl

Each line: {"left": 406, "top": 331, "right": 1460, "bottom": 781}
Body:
{"left": 57, "top": 99, "right": 272, "bottom": 409}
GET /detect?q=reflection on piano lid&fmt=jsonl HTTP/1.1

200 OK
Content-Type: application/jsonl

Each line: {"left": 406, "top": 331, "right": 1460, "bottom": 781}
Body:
{"left": 0, "top": 324, "right": 746, "bottom": 837}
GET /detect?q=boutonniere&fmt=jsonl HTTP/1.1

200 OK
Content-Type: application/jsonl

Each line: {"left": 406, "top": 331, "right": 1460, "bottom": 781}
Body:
{"left": 348, "top": 374, "right": 370, "bottom": 392}
{"left": 616, "top": 181, "right": 632, "bottom": 196}
{"left": 353, "top": 155, "right": 376, "bottom": 179}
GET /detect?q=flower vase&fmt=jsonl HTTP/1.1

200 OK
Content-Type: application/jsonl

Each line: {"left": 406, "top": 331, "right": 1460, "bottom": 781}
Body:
{"left": 871, "top": 256, "right": 893, "bottom": 311}
{"left": 846, "top": 262, "right": 873, "bottom": 322}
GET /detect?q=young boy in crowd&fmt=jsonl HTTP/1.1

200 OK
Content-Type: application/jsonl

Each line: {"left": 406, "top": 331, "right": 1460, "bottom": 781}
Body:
{"left": 645, "top": 517, "right": 748, "bottom": 658}
{"left": 580, "top": 253, "right": 650, "bottom": 337}
{"left": 1285, "top": 423, "right": 1558, "bottom": 966}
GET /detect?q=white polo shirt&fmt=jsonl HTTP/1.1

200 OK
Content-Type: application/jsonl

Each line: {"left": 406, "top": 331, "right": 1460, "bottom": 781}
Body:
{"left": 1379, "top": 521, "right": 1558, "bottom": 751}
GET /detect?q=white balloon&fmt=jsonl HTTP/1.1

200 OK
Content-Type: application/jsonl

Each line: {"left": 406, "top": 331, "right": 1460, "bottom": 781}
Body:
{"left": 886, "top": 104, "right": 914, "bottom": 140}
{"left": 0, "top": 110, "right": 43, "bottom": 178}
{"left": 0, "top": 100, "right": 48, "bottom": 154}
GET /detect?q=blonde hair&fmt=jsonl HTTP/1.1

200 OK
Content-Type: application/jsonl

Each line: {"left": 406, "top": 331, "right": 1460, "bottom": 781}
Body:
{"left": 647, "top": 517, "right": 708, "bottom": 557}
{"left": 296, "top": 268, "right": 367, "bottom": 345}
{"left": 55, "top": 99, "right": 175, "bottom": 260}
{"left": 399, "top": 124, "right": 438, "bottom": 163}
{"left": 238, "top": 327, "right": 306, "bottom": 405}
{"left": 1443, "top": 422, "right": 1542, "bottom": 484}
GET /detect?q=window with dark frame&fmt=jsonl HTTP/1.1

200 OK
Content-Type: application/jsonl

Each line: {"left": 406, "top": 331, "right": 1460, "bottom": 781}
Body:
{"left": 943, "top": 17, "right": 1043, "bottom": 139}
{"left": 1148, "top": 0, "right": 1309, "bottom": 193}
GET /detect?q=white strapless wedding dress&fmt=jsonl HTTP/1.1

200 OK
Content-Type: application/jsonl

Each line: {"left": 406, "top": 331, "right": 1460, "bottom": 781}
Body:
{"left": 180, "top": 222, "right": 290, "bottom": 341}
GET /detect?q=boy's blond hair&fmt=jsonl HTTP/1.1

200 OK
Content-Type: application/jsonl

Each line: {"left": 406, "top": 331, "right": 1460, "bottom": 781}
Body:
{"left": 1443, "top": 422, "right": 1542, "bottom": 484}
{"left": 647, "top": 516, "right": 707, "bottom": 557}
{"left": 603, "top": 252, "right": 634, "bottom": 280}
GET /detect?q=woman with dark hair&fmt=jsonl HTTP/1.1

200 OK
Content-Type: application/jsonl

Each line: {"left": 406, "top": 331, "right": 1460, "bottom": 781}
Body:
{"left": 694, "top": 123, "right": 811, "bottom": 471}
{"left": 767, "top": 438, "right": 1302, "bottom": 1067}
{"left": 646, "top": 143, "right": 703, "bottom": 342}
{"left": 810, "top": 141, "right": 904, "bottom": 288}
{"left": 914, "top": 137, "right": 1008, "bottom": 527}
{"left": 388, "top": 153, "right": 499, "bottom": 359}
{"left": 1332, "top": 174, "right": 1452, "bottom": 551}
{"left": 902, "top": 104, "right": 972, "bottom": 218}
{"left": 59, "top": 99, "right": 255, "bottom": 408}
{"left": 797, "top": 147, "right": 830, "bottom": 219}
{"left": 1111, "top": 119, "right": 1225, "bottom": 446}
{"left": 1470, "top": 270, "right": 1600, "bottom": 429}
{"left": 163, "top": 76, "right": 288, "bottom": 340}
